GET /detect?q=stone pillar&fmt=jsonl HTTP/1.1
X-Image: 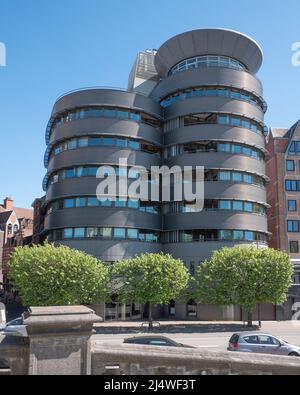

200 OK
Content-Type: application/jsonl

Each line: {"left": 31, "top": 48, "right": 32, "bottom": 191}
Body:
{"left": 23, "top": 306, "right": 102, "bottom": 375}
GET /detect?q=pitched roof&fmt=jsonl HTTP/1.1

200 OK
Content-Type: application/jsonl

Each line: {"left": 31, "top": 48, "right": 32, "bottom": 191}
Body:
{"left": 14, "top": 207, "right": 33, "bottom": 220}
{"left": 270, "top": 128, "right": 290, "bottom": 139}
{"left": 0, "top": 210, "right": 13, "bottom": 225}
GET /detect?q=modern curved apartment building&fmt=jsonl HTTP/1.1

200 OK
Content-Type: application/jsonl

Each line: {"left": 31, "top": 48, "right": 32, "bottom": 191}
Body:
{"left": 37, "top": 28, "right": 270, "bottom": 320}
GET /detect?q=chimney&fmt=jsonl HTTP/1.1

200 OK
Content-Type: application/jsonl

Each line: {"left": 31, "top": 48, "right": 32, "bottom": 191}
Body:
{"left": 3, "top": 197, "right": 13, "bottom": 211}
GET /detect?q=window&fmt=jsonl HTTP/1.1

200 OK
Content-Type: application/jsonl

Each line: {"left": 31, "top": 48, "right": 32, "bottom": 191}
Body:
{"left": 114, "top": 228, "right": 126, "bottom": 239}
{"left": 219, "top": 171, "right": 231, "bottom": 181}
{"left": 100, "top": 228, "right": 112, "bottom": 238}
{"left": 66, "top": 168, "right": 75, "bottom": 178}
{"left": 115, "top": 198, "right": 126, "bottom": 208}
{"left": 288, "top": 200, "right": 297, "bottom": 212}
{"left": 76, "top": 198, "right": 86, "bottom": 208}
{"left": 127, "top": 229, "right": 138, "bottom": 239}
{"left": 219, "top": 200, "right": 231, "bottom": 210}
{"left": 89, "top": 137, "right": 101, "bottom": 146}
{"left": 64, "top": 199, "right": 74, "bottom": 209}
{"left": 286, "top": 160, "right": 295, "bottom": 171}
{"left": 244, "top": 202, "right": 253, "bottom": 212}
{"left": 244, "top": 335, "right": 259, "bottom": 344}
{"left": 232, "top": 172, "right": 243, "bottom": 182}
{"left": 243, "top": 174, "right": 253, "bottom": 184}
{"left": 245, "top": 231, "right": 254, "bottom": 241}
{"left": 232, "top": 201, "right": 243, "bottom": 211}
{"left": 64, "top": 228, "right": 73, "bottom": 239}
{"left": 116, "top": 139, "right": 127, "bottom": 148}
{"left": 233, "top": 230, "right": 244, "bottom": 240}
{"left": 87, "top": 228, "right": 98, "bottom": 238}
{"left": 78, "top": 138, "right": 89, "bottom": 148}
{"left": 218, "top": 143, "right": 231, "bottom": 152}
{"left": 74, "top": 228, "right": 85, "bottom": 238}
{"left": 103, "top": 137, "right": 113, "bottom": 146}
{"left": 290, "top": 241, "right": 299, "bottom": 253}
{"left": 87, "top": 197, "right": 99, "bottom": 207}
{"left": 231, "top": 117, "right": 241, "bottom": 127}
{"left": 128, "top": 199, "right": 139, "bottom": 209}
{"left": 67, "top": 139, "right": 77, "bottom": 150}
{"left": 128, "top": 140, "right": 140, "bottom": 150}
{"left": 289, "top": 142, "right": 296, "bottom": 155}
{"left": 220, "top": 230, "right": 232, "bottom": 240}
{"left": 218, "top": 115, "right": 229, "bottom": 125}
{"left": 288, "top": 220, "right": 300, "bottom": 232}
{"left": 285, "top": 180, "right": 298, "bottom": 191}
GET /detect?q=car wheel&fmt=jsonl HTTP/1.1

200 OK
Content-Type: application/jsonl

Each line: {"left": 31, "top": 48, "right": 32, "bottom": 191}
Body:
{"left": 288, "top": 352, "right": 300, "bottom": 357}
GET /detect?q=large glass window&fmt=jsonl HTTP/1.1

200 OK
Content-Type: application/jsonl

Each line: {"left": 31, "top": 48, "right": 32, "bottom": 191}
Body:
{"left": 114, "top": 228, "right": 126, "bottom": 239}
{"left": 232, "top": 201, "right": 243, "bottom": 211}
{"left": 87, "top": 228, "right": 98, "bottom": 238}
{"left": 285, "top": 180, "right": 298, "bottom": 191}
{"left": 219, "top": 200, "right": 231, "bottom": 210}
{"left": 64, "top": 228, "right": 73, "bottom": 239}
{"left": 64, "top": 199, "right": 74, "bottom": 209}
{"left": 74, "top": 228, "right": 85, "bottom": 238}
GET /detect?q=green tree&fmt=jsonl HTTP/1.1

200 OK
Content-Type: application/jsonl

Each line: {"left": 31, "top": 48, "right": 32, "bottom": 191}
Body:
{"left": 9, "top": 243, "right": 108, "bottom": 306}
{"left": 192, "top": 247, "right": 293, "bottom": 326}
{"left": 110, "top": 253, "right": 190, "bottom": 328}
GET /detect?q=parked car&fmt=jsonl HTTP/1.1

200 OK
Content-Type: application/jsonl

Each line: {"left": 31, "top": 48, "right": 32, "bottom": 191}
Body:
{"left": 228, "top": 332, "right": 300, "bottom": 356}
{"left": 0, "top": 317, "right": 27, "bottom": 337}
{"left": 124, "top": 335, "right": 195, "bottom": 348}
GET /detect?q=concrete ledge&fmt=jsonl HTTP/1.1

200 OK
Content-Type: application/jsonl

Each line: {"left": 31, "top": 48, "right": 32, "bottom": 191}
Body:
{"left": 91, "top": 343, "right": 300, "bottom": 375}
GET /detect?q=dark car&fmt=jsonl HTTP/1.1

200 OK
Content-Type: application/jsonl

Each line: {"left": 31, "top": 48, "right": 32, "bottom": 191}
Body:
{"left": 124, "top": 335, "right": 195, "bottom": 348}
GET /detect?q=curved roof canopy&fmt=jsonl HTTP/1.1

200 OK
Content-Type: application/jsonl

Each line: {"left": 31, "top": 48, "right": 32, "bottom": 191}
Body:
{"left": 155, "top": 28, "right": 263, "bottom": 77}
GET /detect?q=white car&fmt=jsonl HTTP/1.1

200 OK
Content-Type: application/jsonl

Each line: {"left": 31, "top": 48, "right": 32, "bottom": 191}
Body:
{"left": 0, "top": 317, "right": 27, "bottom": 337}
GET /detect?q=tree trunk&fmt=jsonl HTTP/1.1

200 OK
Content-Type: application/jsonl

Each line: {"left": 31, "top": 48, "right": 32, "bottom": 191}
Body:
{"left": 247, "top": 311, "right": 253, "bottom": 327}
{"left": 148, "top": 303, "right": 153, "bottom": 329}
{"left": 258, "top": 303, "right": 262, "bottom": 328}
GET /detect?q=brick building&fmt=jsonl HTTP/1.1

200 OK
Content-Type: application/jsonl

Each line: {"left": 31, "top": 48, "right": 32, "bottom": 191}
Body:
{"left": 0, "top": 197, "right": 33, "bottom": 291}
{"left": 266, "top": 122, "right": 300, "bottom": 318}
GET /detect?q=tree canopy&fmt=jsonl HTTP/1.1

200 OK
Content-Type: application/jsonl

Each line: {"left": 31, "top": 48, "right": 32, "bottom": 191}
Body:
{"left": 9, "top": 243, "right": 108, "bottom": 306}
{"left": 110, "top": 253, "right": 190, "bottom": 314}
{"left": 192, "top": 247, "right": 293, "bottom": 313}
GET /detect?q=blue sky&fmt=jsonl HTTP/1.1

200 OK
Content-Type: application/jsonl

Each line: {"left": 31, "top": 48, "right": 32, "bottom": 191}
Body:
{"left": 1, "top": 0, "right": 300, "bottom": 208}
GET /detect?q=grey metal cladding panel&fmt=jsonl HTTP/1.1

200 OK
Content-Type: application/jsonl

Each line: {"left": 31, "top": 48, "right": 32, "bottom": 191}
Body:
{"left": 47, "top": 148, "right": 161, "bottom": 173}
{"left": 49, "top": 118, "right": 163, "bottom": 146}
{"left": 45, "top": 177, "right": 156, "bottom": 204}
{"left": 204, "top": 182, "right": 267, "bottom": 203}
{"left": 165, "top": 153, "right": 266, "bottom": 176}
{"left": 46, "top": 178, "right": 106, "bottom": 202}
{"left": 164, "top": 96, "right": 264, "bottom": 122}
{"left": 164, "top": 211, "right": 268, "bottom": 232}
{"left": 164, "top": 124, "right": 266, "bottom": 149}
{"left": 155, "top": 29, "right": 263, "bottom": 77}
{"left": 52, "top": 89, "right": 162, "bottom": 118}
{"left": 151, "top": 68, "right": 263, "bottom": 101}
{"left": 57, "top": 240, "right": 162, "bottom": 261}
{"left": 163, "top": 241, "right": 265, "bottom": 261}
{"left": 44, "top": 208, "right": 162, "bottom": 231}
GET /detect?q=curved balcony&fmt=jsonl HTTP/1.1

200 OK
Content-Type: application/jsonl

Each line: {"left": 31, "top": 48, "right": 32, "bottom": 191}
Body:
{"left": 47, "top": 147, "right": 161, "bottom": 174}
{"left": 164, "top": 240, "right": 268, "bottom": 261}
{"left": 164, "top": 96, "right": 264, "bottom": 123}
{"left": 164, "top": 124, "right": 266, "bottom": 151}
{"left": 56, "top": 239, "right": 163, "bottom": 262}
{"left": 163, "top": 211, "right": 268, "bottom": 233}
{"left": 44, "top": 207, "right": 162, "bottom": 232}
{"left": 165, "top": 152, "right": 266, "bottom": 176}
{"left": 151, "top": 67, "right": 263, "bottom": 102}
{"left": 49, "top": 118, "right": 163, "bottom": 147}
{"left": 204, "top": 182, "right": 267, "bottom": 203}
{"left": 51, "top": 88, "right": 162, "bottom": 120}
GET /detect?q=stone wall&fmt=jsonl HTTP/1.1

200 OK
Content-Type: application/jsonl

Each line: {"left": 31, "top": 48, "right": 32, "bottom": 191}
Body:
{"left": 91, "top": 343, "right": 300, "bottom": 376}
{"left": 0, "top": 336, "right": 28, "bottom": 375}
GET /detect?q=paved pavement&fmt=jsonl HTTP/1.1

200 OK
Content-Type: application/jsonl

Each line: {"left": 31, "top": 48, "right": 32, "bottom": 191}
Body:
{"left": 92, "top": 321, "right": 300, "bottom": 352}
